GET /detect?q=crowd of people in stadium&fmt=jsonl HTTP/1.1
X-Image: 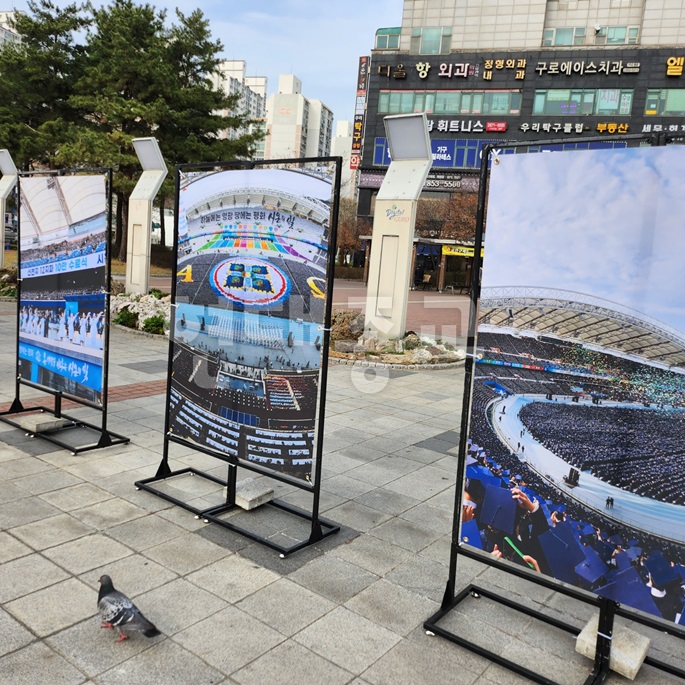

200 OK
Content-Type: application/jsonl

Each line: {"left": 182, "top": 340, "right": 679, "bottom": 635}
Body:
{"left": 465, "top": 330, "right": 685, "bottom": 622}
{"left": 20, "top": 232, "right": 106, "bottom": 269}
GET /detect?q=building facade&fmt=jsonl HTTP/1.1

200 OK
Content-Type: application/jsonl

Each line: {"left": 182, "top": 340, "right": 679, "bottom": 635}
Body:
{"left": 358, "top": 0, "right": 685, "bottom": 221}
{"left": 265, "top": 75, "right": 334, "bottom": 160}
{"left": 211, "top": 60, "right": 268, "bottom": 157}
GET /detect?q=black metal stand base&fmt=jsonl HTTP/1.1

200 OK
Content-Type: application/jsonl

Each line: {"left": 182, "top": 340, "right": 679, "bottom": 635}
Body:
{"left": 134, "top": 467, "right": 340, "bottom": 557}
{"left": 0, "top": 404, "right": 129, "bottom": 455}
{"left": 425, "top": 583, "right": 614, "bottom": 685}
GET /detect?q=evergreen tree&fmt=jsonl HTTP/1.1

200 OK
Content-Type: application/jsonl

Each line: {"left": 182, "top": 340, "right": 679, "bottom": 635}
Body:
{"left": 0, "top": 0, "right": 88, "bottom": 168}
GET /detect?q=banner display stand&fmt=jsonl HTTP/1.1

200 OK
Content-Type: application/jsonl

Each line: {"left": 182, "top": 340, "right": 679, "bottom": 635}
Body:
{"left": 424, "top": 137, "right": 685, "bottom": 683}
{"left": 136, "top": 158, "right": 341, "bottom": 556}
{"left": 0, "top": 168, "right": 129, "bottom": 455}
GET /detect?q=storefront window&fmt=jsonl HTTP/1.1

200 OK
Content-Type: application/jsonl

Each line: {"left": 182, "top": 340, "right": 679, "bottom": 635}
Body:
{"left": 533, "top": 89, "right": 633, "bottom": 116}
{"left": 645, "top": 89, "right": 685, "bottom": 116}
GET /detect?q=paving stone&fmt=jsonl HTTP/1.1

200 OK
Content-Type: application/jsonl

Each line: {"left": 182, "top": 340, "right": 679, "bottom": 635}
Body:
{"left": 132, "top": 578, "right": 227, "bottom": 635}
{"left": 330, "top": 534, "right": 413, "bottom": 576}
{"left": 79, "top": 554, "right": 178, "bottom": 597}
{"left": 0, "top": 454, "right": 54, "bottom": 480}
{"left": 322, "top": 474, "right": 378, "bottom": 499}
{"left": 362, "top": 634, "right": 483, "bottom": 685}
{"left": 0, "top": 642, "right": 87, "bottom": 685}
{"left": 0, "top": 495, "right": 62, "bottom": 529}
{"left": 0, "top": 607, "right": 35, "bottom": 657}
{"left": 325, "top": 500, "right": 392, "bottom": 532}
{"left": 290, "top": 555, "right": 378, "bottom": 604}
{"left": 173, "top": 605, "right": 285, "bottom": 675}
{"left": 0, "top": 531, "right": 32, "bottom": 563}
{"left": 294, "top": 606, "right": 400, "bottom": 675}
{"left": 70, "top": 498, "right": 149, "bottom": 530}
{"left": 237, "top": 578, "right": 335, "bottom": 636}
{"left": 187, "top": 553, "right": 279, "bottom": 603}
{"left": 12, "top": 469, "right": 83, "bottom": 496}
{"left": 232, "top": 639, "right": 352, "bottom": 685}
{"left": 384, "top": 555, "right": 449, "bottom": 602}
{"left": 96, "top": 638, "right": 223, "bottom": 685}
{"left": 0, "top": 553, "right": 70, "bottom": 603}
{"left": 382, "top": 465, "right": 454, "bottom": 500}
{"left": 345, "top": 579, "right": 439, "bottom": 636}
{"left": 11, "top": 513, "right": 95, "bottom": 551}
{"left": 5, "top": 577, "right": 96, "bottom": 637}
{"left": 47, "top": 616, "right": 159, "bottom": 678}
{"left": 0, "top": 479, "right": 29, "bottom": 505}
{"left": 368, "top": 516, "right": 443, "bottom": 553}
{"left": 43, "top": 534, "right": 133, "bottom": 574}
{"left": 105, "top": 515, "right": 186, "bottom": 552}
{"left": 143, "top": 532, "right": 232, "bottom": 575}
{"left": 354, "top": 487, "right": 421, "bottom": 516}
{"left": 38, "top": 483, "right": 113, "bottom": 512}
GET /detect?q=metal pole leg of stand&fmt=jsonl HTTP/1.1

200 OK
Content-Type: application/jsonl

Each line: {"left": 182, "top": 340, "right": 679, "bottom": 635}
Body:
{"left": 586, "top": 597, "right": 616, "bottom": 685}
{"left": 226, "top": 462, "right": 237, "bottom": 506}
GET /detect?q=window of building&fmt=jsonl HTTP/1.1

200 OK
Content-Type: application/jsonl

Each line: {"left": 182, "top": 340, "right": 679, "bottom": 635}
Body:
{"left": 594, "top": 25, "right": 639, "bottom": 45}
{"left": 533, "top": 89, "right": 633, "bottom": 116}
{"left": 543, "top": 27, "right": 586, "bottom": 46}
{"left": 378, "top": 89, "right": 521, "bottom": 116}
{"left": 411, "top": 27, "right": 452, "bottom": 55}
{"left": 375, "top": 28, "right": 400, "bottom": 50}
{"left": 645, "top": 89, "right": 685, "bottom": 116}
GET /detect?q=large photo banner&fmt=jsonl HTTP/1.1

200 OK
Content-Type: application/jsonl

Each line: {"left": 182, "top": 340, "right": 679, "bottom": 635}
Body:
{"left": 462, "top": 145, "right": 685, "bottom": 625}
{"left": 169, "top": 167, "right": 334, "bottom": 484}
{"left": 18, "top": 175, "right": 108, "bottom": 404}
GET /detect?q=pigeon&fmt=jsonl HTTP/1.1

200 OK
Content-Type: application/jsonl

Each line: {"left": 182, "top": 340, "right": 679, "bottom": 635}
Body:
{"left": 97, "top": 575, "right": 161, "bottom": 643}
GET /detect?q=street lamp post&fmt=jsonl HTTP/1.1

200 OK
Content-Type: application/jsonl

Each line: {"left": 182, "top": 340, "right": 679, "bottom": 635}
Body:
{"left": 125, "top": 137, "right": 168, "bottom": 295}
{"left": 0, "top": 149, "right": 18, "bottom": 269}
{"left": 363, "top": 113, "right": 432, "bottom": 339}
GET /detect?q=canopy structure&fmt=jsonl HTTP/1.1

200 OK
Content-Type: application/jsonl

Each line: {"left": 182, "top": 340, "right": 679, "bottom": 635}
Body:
{"left": 479, "top": 286, "right": 685, "bottom": 371}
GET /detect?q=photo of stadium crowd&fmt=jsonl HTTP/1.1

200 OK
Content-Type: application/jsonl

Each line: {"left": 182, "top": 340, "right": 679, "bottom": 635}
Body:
{"left": 18, "top": 175, "right": 108, "bottom": 404}
{"left": 462, "top": 146, "right": 685, "bottom": 625}
{"left": 169, "top": 167, "right": 333, "bottom": 483}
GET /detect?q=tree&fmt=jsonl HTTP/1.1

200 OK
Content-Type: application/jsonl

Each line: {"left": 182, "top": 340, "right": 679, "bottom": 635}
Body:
{"left": 416, "top": 192, "right": 478, "bottom": 242}
{"left": 336, "top": 198, "right": 367, "bottom": 266}
{"left": 0, "top": 0, "right": 88, "bottom": 168}
{"left": 0, "top": 0, "right": 264, "bottom": 260}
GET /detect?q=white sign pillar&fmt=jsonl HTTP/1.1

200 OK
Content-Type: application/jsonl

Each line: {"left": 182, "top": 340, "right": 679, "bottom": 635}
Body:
{"left": 364, "top": 114, "right": 432, "bottom": 339}
{"left": 0, "top": 150, "right": 18, "bottom": 269}
{"left": 125, "top": 138, "right": 168, "bottom": 295}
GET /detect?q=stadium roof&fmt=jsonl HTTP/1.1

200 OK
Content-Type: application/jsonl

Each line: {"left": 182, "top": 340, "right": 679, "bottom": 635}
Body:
{"left": 479, "top": 286, "right": 685, "bottom": 370}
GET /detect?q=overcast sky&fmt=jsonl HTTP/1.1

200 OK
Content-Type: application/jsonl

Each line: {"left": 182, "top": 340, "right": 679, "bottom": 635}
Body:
{"left": 9, "top": 0, "right": 402, "bottom": 125}
{"left": 482, "top": 145, "right": 685, "bottom": 334}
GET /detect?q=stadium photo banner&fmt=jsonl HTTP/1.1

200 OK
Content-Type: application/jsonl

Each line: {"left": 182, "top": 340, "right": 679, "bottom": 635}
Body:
{"left": 17, "top": 174, "right": 108, "bottom": 404}
{"left": 167, "top": 164, "right": 335, "bottom": 487}
{"left": 427, "top": 141, "right": 685, "bottom": 682}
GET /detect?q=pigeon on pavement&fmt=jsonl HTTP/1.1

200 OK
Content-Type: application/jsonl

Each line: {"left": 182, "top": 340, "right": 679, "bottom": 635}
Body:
{"left": 97, "top": 575, "right": 161, "bottom": 643}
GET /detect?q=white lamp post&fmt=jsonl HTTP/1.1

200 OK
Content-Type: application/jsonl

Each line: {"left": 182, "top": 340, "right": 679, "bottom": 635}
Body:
{"left": 125, "top": 137, "right": 168, "bottom": 295}
{"left": 363, "top": 113, "right": 432, "bottom": 339}
{"left": 0, "top": 150, "right": 18, "bottom": 269}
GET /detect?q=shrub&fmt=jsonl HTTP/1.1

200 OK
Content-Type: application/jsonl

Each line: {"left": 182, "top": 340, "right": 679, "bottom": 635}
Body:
{"left": 113, "top": 308, "right": 138, "bottom": 328}
{"left": 142, "top": 314, "right": 165, "bottom": 335}
{"left": 148, "top": 288, "right": 164, "bottom": 299}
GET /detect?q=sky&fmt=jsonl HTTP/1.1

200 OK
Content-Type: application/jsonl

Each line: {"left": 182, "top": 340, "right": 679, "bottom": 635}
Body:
{"left": 481, "top": 145, "right": 685, "bottom": 335}
{"left": 8, "top": 0, "right": 403, "bottom": 125}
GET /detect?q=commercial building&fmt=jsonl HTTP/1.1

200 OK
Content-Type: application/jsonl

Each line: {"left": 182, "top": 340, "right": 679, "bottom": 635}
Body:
{"left": 357, "top": 0, "right": 685, "bottom": 289}
{"left": 265, "top": 75, "right": 333, "bottom": 160}
{"left": 0, "top": 11, "right": 20, "bottom": 47}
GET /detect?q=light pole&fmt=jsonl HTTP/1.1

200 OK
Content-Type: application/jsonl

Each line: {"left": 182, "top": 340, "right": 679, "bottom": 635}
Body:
{"left": 0, "top": 149, "right": 18, "bottom": 269}
{"left": 363, "top": 113, "right": 432, "bottom": 339}
{"left": 125, "top": 137, "right": 168, "bottom": 295}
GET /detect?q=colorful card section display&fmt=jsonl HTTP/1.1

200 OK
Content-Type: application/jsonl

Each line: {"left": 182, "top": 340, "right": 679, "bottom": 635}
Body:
{"left": 169, "top": 167, "right": 333, "bottom": 483}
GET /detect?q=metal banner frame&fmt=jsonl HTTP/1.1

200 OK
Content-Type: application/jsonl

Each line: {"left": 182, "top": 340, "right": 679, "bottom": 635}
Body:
{"left": 424, "top": 135, "right": 685, "bottom": 684}
{"left": 136, "top": 157, "right": 342, "bottom": 556}
{"left": 0, "top": 168, "right": 129, "bottom": 455}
